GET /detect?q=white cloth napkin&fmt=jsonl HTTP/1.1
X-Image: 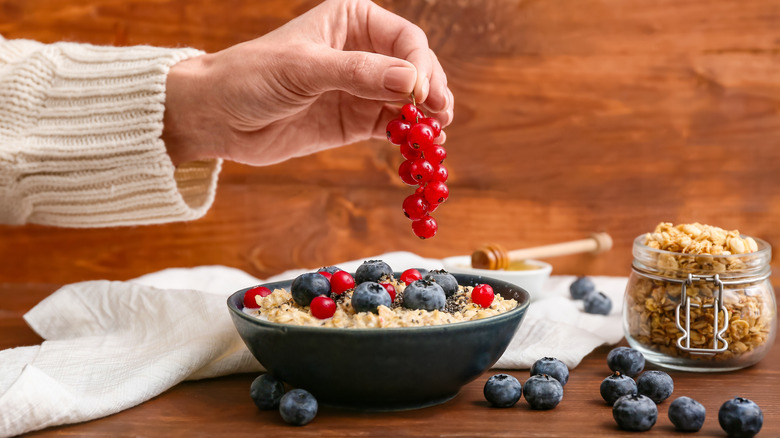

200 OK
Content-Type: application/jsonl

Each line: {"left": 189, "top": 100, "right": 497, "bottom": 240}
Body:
{"left": 0, "top": 251, "right": 626, "bottom": 437}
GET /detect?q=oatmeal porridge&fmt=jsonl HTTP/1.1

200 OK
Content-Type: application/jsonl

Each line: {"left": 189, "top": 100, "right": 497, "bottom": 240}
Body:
{"left": 243, "top": 267, "right": 518, "bottom": 328}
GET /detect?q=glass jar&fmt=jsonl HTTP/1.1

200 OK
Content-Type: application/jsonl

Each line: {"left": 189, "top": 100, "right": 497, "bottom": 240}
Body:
{"left": 623, "top": 235, "right": 776, "bottom": 372}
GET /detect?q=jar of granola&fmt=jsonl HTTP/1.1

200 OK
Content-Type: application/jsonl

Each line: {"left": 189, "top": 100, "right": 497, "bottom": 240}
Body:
{"left": 623, "top": 223, "right": 776, "bottom": 372}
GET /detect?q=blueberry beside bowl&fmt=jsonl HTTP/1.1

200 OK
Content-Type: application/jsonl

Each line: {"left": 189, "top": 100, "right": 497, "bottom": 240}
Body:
{"left": 227, "top": 273, "right": 530, "bottom": 411}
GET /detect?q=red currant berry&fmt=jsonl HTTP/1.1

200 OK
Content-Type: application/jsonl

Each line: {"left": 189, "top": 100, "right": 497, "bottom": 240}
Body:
{"left": 386, "top": 119, "right": 411, "bottom": 145}
{"left": 408, "top": 123, "right": 435, "bottom": 150}
{"left": 423, "top": 181, "right": 449, "bottom": 205}
{"left": 310, "top": 296, "right": 337, "bottom": 319}
{"left": 330, "top": 270, "right": 355, "bottom": 295}
{"left": 380, "top": 282, "right": 396, "bottom": 301}
{"left": 400, "top": 141, "right": 421, "bottom": 160}
{"left": 471, "top": 284, "right": 495, "bottom": 308}
{"left": 428, "top": 202, "right": 440, "bottom": 213}
{"left": 400, "top": 268, "right": 423, "bottom": 285}
{"left": 421, "top": 117, "right": 442, "bottom": 137}
{"left": 319, "top": 271, "right": 332, "bottom": 281}
{"left": 410, "top": 158, "right": 434, "bottom": 183}
{"left": 243, "top": 286, "right": 272, "bottom": 308}
{"left": 398, "top": 160, "right": 418, "bottom": 186}
{"left": 423, "top": 144, "right": 447, "bottom": 164}
{"left": 431, "top": 164, "right": 448, "bottom": 182}
{"left": 412, "top": 215, "right": 438, "bottom": 239}
{"left": 401, "top": 103, "right": 422, "bottom": 123}
{"left": 415, "top": 185, "right": 425, "bottom": 194}
{"left": 402, "top": 193, "right": 429, "bottom": 220}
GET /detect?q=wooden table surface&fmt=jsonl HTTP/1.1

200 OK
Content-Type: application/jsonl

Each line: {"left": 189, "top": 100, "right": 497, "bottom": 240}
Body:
{"left": 2, "top": 283, "right": 777, "bottom": 437}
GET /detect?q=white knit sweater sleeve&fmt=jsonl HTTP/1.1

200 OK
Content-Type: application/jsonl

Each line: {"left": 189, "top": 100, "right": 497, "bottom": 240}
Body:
{"left": 0, "top": 35, "right": 222, "bottom": 227}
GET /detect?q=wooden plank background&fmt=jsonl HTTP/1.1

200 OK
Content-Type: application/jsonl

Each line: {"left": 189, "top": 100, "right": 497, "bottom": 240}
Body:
{"left": 1, "top": 0, "right": 779, "bottom": 285}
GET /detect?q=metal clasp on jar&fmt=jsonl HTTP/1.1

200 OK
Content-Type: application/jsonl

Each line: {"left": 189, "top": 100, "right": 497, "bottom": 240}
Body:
{"left": 674, "top": 273, "right": 729, "bottom": 355}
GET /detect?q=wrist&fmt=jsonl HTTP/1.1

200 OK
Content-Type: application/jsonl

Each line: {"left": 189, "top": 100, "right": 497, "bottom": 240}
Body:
{"left": 162, "top": 54, "right": 219, "bottom": 166}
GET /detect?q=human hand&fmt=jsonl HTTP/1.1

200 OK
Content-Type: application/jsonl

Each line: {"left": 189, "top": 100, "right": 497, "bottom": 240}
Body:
{"left": 162, "top": 0, "right": 453, "bottom": 166}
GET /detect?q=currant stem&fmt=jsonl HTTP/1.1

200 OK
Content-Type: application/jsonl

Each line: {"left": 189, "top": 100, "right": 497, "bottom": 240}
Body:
{"left": 410, "top": 92, "right": 420, "bottom": 124}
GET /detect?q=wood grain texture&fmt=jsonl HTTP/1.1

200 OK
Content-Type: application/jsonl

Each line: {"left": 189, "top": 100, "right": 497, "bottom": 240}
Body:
{"left": 0, "top": 0, "right": 779, "bottom": 285}
{"left": 3, "top": 283, "right": 778, "bottom": 437}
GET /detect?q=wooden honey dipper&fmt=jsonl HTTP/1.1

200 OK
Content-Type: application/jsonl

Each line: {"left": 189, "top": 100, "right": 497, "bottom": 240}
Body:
{"left": 470, "top": 232, "right": 613, "bottom": 270}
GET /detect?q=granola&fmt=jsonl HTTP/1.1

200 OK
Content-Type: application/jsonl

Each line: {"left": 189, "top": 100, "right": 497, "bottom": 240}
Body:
{"left": 626, "top": 222, "right": 775, "bottom": 364}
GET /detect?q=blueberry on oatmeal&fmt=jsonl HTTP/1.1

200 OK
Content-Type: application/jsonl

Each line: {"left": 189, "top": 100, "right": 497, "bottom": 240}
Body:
{"left": 316, "top": 266, "right": 342, "bottom": 275}
{"left": 402, "top": 279, "right": 446, "bottom": 311}
{"left": 290, "top": 272, "right": 331, "bottom": 306}
{"left": 351, "top": 281, "right": 392, "bottom": 314}
{"left": 424, "top": 269, "right": 458, "bottom": 297}
{"left": 354, "top": 260, "right": 394, "bottom": 284}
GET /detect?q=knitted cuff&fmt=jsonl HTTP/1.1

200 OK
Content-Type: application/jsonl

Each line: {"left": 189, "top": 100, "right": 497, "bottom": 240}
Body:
{"left": 0, "top": 38, "right": 221, "bottom": 227}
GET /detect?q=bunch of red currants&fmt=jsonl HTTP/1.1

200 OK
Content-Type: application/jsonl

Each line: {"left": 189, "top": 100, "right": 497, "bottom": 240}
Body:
{"left": 386, "top": 102, "right": 449, "bottom": 239}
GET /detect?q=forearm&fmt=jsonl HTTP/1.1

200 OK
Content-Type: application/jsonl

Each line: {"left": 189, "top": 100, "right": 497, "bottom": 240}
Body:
{"left": 0, "top": 36, "right": 221, "bottom": 227}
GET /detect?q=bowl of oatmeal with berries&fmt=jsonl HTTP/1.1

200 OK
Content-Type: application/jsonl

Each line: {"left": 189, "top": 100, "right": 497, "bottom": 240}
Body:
{"left": 227, "top": 260, "right": 530, "bottom": 411}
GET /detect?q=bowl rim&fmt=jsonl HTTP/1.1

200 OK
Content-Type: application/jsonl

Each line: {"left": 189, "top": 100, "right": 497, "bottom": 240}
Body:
{"left": 227, "top": 272, "right": 531, "bottom": 335}
{"left": 441, "top": 255, "right": 553, "bottom": 277}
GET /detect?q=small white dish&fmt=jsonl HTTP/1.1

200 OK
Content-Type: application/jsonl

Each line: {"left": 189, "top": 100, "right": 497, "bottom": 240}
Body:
{"left": 441, "top": 255, "right": 552, "bottom": 301}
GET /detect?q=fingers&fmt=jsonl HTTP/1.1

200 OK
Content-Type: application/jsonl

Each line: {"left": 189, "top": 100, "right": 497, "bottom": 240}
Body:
{"left": 356, "top": 0, "right": 435, "bottom": 101}
{"left": 307, "top": 48, "right": 418, "bottom": 100}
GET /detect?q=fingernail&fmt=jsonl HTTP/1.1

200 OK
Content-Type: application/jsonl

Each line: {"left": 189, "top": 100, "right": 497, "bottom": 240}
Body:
{"left": 383, "top": 66, "right": 416, "bottom": 93}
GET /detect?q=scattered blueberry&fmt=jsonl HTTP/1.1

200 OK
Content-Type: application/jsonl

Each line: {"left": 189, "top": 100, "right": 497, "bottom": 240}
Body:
{"left": 570, "top": 276, "right": 595, "bottom": 300}
{"left": 483, "top": 374, "right": 523, "bottom": 408}
{"left": 718, "top": 397, "right": 763, "bottom": 438}
{"left": 600, "top": 372, "right": 637, "bottom": 406}
{"left": 668, "top": 396, "right": 706, "bottom": 432}
{"left": 612, "top": 394, "right": 658, "bottom": 432}
{"left": 250, "top": 374, "right": 285, "bottom": 410}
{"left": 523, "top": 374, "right": 563, "bottom": 410}
{"left": 279, "top": 388, "right": 318, "bottom": 426}
{"left": 351, "top": 281, "right": 392, "bottom": 314}
{"left": 354, "top": 260, "right": 393, "bottom": 284}
{"left": 316, "top": 266, "right": 342, "bottom": 275}
{"left": 530, "top": 357, "right": 569, "bottom": 386}
{"left": 290, "top": 272, "right": 331, "bottom": 306}
{"left": 402, "top": 279, "right": 446, "bottom": 311}
{"left": 583, "top": 291, "right": 612, "bottom": 315}
{"left": 424, "top": 269, "right": 458, "bottom": 297}
{"left": 637, "top": 370, "right": 674, "bottom": 404}
{"left": 607, "top": 347, "right": 645, "bottom": 377}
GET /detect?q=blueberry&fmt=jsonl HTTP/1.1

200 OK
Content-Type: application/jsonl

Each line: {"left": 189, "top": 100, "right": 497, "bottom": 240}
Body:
{"left": 351, "top": 281, "right": 392, "bottom": 314}
{"left": 637, "top": 370, "right": 674, "bottom": 404}
{"left": 530, "top": 357, "right": 569, "bottom": 386}
{"left": 354, "top": 260, "right": 393, "bottom": 284}
{"left": 523, "top": 374, "right": 563, "bottom": 410}
{"left": 668, "top": 396, "right": 706, "bottom": 432}
{"left": 402, "top": 279, "right": 446, "bottom": 311}
{"left": 290, "top": 272, "right": 331, "bottom": 306}
{"left": 316, "top": 266, "right": 342, "bottom": 274}
{"left": 279, "top": 388, "right": 318, "bottom": 426}
{"left": 483, "top": 374, "right": 523, "bottom": 408}
{"left": 612, "top": 394, "right": 658, "bottom": 432}
{"left": 583, "top": 291, "right": 612, "bottom": 315}
{"left": 607, "top": 346, "right": 645, "bottom": 377}
{"left": 600, "top": 372, "right": 637, "bottom": 406}
{"left": 570, "top": 276, "right": 595, "bottom": 300}
{"left": 718, "top": 397, "right": 763, "bottom": 438}
{"left": 424, "top": 269, "right": 458, "bottom": 297}
{"left": 250, "top": 374, "right": 285, "bottom": 410}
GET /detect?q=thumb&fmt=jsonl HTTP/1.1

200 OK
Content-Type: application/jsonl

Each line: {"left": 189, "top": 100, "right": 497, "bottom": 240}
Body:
{"left": 306, "top": 48, "right": 417, "bottom": 100}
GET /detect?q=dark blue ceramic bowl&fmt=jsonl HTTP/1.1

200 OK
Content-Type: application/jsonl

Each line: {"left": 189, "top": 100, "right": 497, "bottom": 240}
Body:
{"left": 227, "top": 273, "right": 530, "bottom": 411}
